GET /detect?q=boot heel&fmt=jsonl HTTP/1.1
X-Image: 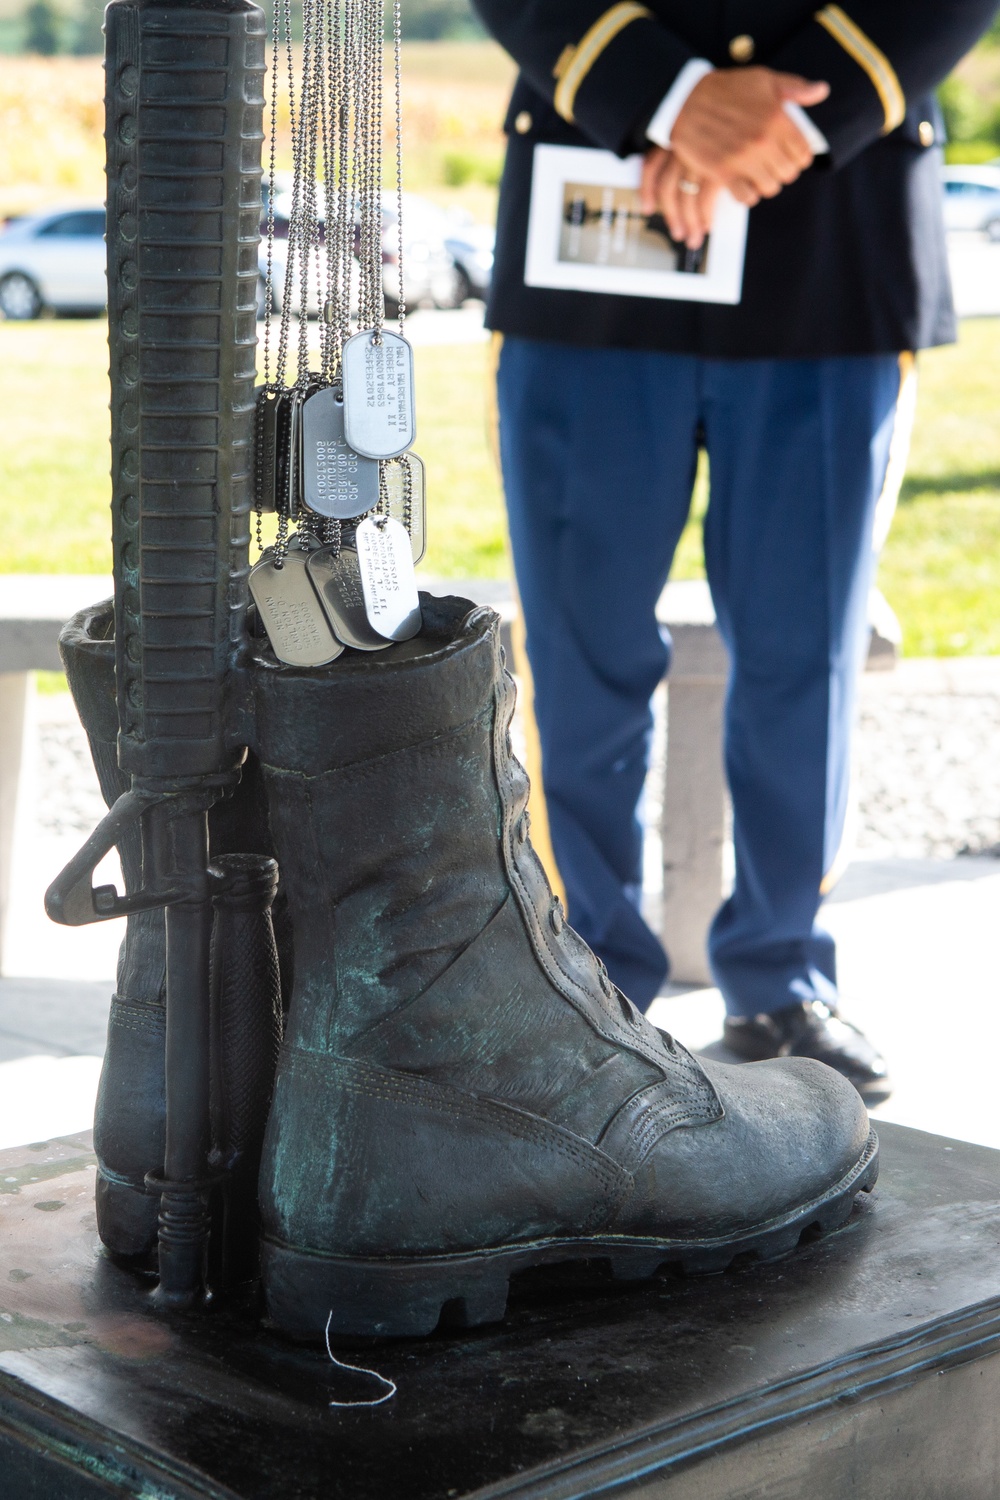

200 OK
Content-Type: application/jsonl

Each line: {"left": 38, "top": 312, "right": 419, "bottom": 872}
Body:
{"left": 262, "top": 1240, "right": 511, "bottom": 1340}
{"left": 95, "top": 1174, "right": 159, "bottom": 1266}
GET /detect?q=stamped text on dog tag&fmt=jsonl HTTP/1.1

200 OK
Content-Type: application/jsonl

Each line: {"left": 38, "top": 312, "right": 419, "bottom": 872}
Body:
{"left": 306, "top": 546, "right": 390, "bottom": 652}
{"left": 301, "top": 385, "right": 381, "bottom": 519}
{"left": 355, "top": 515, "right": 422, "bottom": 641}
{"left": 341, "top": 330, "right": 416, "bottom": 459}
{"left": 249, "top": 549, "right": 343, "bottom": 666}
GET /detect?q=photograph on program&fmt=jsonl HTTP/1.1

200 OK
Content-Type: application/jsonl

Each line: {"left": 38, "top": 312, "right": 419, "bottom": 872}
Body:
{"left": 559, "top": 182, "right": 706, "bottom": 273}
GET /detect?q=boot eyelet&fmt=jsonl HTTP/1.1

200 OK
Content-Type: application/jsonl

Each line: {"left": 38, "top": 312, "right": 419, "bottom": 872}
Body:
{"left": 617, "top": 992, "right": 642, "bottom": 1028}
{"left": 549, "top": 899, "right": 564, "bottom": 934}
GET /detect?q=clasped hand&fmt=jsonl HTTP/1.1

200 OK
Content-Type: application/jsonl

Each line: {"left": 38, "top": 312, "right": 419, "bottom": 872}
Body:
{"left": 639, "top": 66, "right": 830, "bottom": 250}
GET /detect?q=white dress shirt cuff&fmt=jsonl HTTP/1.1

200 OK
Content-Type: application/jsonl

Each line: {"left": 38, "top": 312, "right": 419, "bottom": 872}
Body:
{"left": 645, "top": 62, "right": 830, "bottom": 156}
{"left": 645, "top": 59, "right": 713, "bottom": 148}
{"left": 783, "top": 101, "right": 830, "bottom": 154}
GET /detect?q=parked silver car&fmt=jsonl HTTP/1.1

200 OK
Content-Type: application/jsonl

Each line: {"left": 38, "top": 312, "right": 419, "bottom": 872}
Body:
{"left": 381, "top": 196, "right": 494, "bottom": 306}
{"left": 0, "top": 206, "right": 106, "bottom": 319}
{"left": 260, "top": 190, "right": 461, "bottom": 318}
{"left": 443, "top": 211, "right": 494, "bottom": 304}
{"left": 380, "top": 194, "right": 464, "bottom": 313}
{"left": 942, "top": 166, "right": 1000, "bottom": 240}
{"left": 0, "top": 192, "right": 482, "bottom": 323}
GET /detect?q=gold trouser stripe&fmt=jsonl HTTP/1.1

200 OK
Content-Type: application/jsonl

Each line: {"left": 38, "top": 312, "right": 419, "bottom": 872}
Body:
{"left": 553, "top": 3, "right": 653, "bottom": 124}
{"left": 819, "top": 352, "right": 916, "bottom": 898}
{"left": 487, "top": 331, "right": 566, "bottom": 905}
{"left": 509, "top": 601, "right": 567, "bottom": 907}
{"left": 871, "top": 350, "right": 917, "bottom": 553}
{"left": 815, "top": 5, "right": 905, "bottom": 134}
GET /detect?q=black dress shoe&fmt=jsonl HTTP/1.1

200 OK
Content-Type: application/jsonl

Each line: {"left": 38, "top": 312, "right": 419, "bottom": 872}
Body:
{"left": 723, "top": 1001, "right": 891, "bottom": 1104}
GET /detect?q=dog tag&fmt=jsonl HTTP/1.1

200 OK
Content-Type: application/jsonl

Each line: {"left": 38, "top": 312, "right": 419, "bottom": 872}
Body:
{"left": 341, "top": 330, "right": 416, "bottom": 459}
{"left": 355, "top": 515, "right": 422, "bottom": 642}
{"left": 254, "top": 388, "right": 284, "bottom": 514}
{"left": 300, "top": 385, "right": 381, "bottom": 520}
{"left": 306, "top": 546, "right": 390, "bottom": 652}
{"left": 384, "top": 453, "right": 426, "bottom": 564}
{"left": 249, "top": 549, "right": 343, "bottom": 666}
{"left": 278, "top": 389, "right": 302, "bottom": 517}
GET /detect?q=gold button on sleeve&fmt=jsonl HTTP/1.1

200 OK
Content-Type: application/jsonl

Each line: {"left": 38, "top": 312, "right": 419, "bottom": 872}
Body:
{"left": 918, "top": 119, "right": 935, "bottom": 147}
{"left": 514, "top": 110, "right": 533, "bottom": 135}
{"left": 728, "top": 34, "right": 755, "bottom": 62}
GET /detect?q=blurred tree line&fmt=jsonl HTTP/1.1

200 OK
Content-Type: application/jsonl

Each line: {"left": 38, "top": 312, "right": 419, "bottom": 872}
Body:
{"left": 19, "top": 0, "right": 101, "bottom": 53}
{"left": 12, "top": 0, "right": 1000, "bottom": 160}
{"left": 395, "top": 0, "right": 485, "bottom": 38}
{"left": 939, "top": 17, "right": 1000, "bottom": 162}
{"left": 16, "top": 0, "right": 484, "bottom": 54}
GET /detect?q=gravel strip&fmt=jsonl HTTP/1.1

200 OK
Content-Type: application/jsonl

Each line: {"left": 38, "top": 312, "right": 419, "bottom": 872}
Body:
{"left": 33, "top": 655, "right": 1000, "bottom": 861}
{"left": 34, "top": 697, "right": 105, "bottom": 838}
{"left": 856, "top": 660, "right": 1000, "bottom": 860}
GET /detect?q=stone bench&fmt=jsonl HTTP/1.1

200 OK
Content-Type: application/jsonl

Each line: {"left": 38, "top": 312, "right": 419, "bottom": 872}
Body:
{"left": 0, "top": 576, "right": 113, "bottom": 973}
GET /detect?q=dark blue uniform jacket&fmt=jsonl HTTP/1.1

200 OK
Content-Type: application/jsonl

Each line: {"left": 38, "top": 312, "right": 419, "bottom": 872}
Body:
{"left": 474, "top": 0, "right": 998, "bottom": 356}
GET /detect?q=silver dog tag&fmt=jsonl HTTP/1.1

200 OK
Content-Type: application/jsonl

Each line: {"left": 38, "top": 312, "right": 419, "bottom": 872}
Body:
{"left": 355, "top": 515, "right": 422, "bottom": 641}
{"left": 281, "top": 388, "right": 304, "bottom": 517}
{"left": 249, "top": 549, "right": 343, "bottom": 666}
{"left": 300, "top": 385, "right": 381, "bottom": 519}
{"left": 384, "top": 452, "right": 426, "bottom": 564}
{"left": 254, "top": 388, "right": 284, "bottom": 515}
{"left": 341, "top": 330, "right": 416, "bottom": 459}
{"left": 306, "top": 546, "right": 390, "bottom": 652}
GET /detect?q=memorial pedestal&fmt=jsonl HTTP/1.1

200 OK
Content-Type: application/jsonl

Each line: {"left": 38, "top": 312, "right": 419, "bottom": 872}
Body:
{"left": 0, "top": 1121, "right": 997, "bottom": 1499}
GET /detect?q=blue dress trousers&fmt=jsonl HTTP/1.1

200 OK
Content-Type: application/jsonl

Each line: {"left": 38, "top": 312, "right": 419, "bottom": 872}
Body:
{"left": 497, "top": 336, "right": 901, "bottom": 1014}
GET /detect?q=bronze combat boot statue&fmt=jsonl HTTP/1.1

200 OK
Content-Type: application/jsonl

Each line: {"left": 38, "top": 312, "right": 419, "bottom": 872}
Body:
{"left": 252, "top": 595, "right": 878, "bottom": 1340}
{"left": 47, "top": 0, "right": 876, "bottom": 1336}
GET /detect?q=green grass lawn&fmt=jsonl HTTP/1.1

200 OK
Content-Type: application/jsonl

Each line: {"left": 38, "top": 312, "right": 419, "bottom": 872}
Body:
{"left": 2, "top": 316, "right": 999, "bottom": 655}
{"left": 883, "top": 319, "right": 1000, "bottom": 656}
{"left": 0, "top": 317, "right": 509, "bottom": 579}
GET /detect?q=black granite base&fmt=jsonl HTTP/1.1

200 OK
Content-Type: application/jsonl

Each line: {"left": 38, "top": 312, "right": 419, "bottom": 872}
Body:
{"left": 1, "top": 1121, "right": 998, "bottom": 1499}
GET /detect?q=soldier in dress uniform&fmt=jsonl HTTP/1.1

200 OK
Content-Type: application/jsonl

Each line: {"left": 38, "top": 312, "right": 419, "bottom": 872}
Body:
{"left": 472, "top": 0, "right": 997, "bottom": 1100}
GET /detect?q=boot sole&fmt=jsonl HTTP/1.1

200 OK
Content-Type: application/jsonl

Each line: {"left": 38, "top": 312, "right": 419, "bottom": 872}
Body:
{"left": 262, "top": 1129, "right": 879, "bottom": 1340}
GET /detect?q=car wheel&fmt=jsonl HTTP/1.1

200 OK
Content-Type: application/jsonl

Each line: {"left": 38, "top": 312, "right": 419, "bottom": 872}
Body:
{"left": 0, "top": 271, "right": 43, "bottom": 320}
{"left": 451, "top": 267, "right": 474, "bottom": 308}
{"left": 431, "top": 264, "right": 469, "bottom": 310}
{"left": 985, "top": 219, "right": 1000, "bottom": 243}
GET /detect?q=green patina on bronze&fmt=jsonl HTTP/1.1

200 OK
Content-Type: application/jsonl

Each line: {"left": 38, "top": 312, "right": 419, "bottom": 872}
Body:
{"left": 0, "top": 1156, "right": 95, "bottom": 1196}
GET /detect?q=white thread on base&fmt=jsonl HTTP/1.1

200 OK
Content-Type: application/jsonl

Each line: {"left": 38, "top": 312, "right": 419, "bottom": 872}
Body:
{"left": 324, "top": 1311, "right": 398, "bottom": 1407}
